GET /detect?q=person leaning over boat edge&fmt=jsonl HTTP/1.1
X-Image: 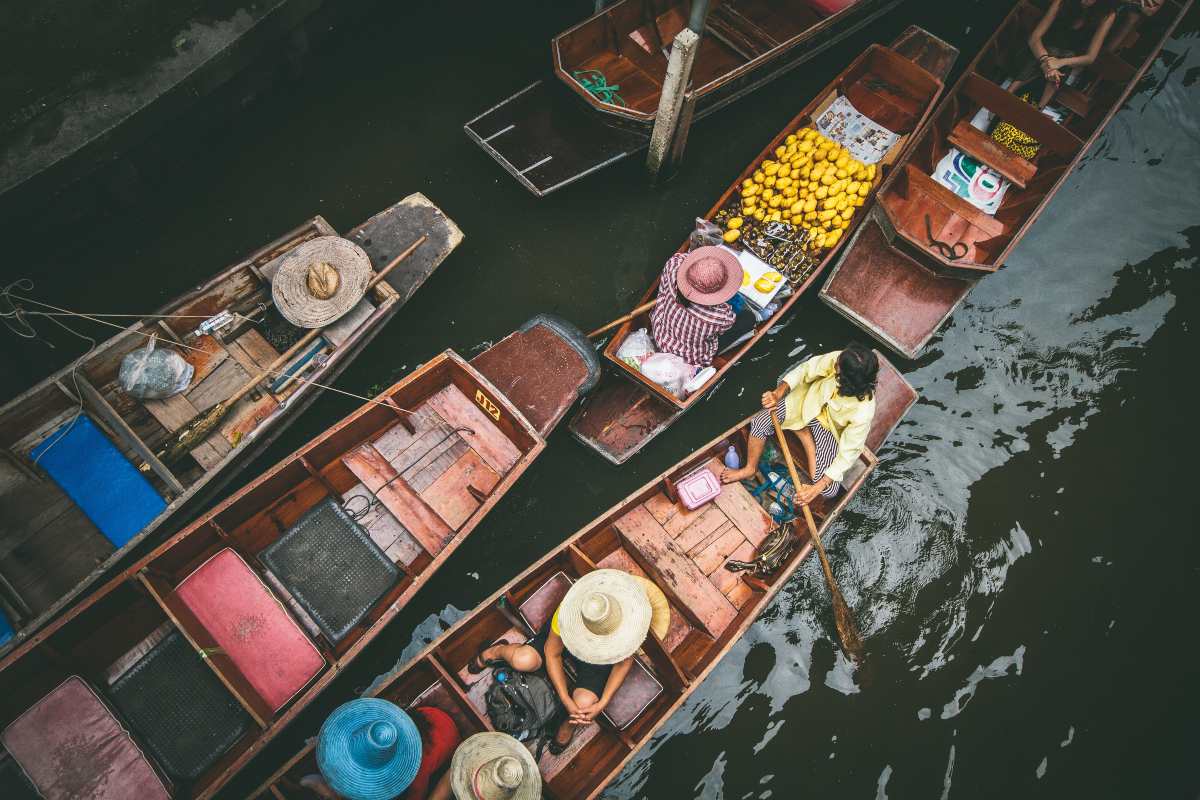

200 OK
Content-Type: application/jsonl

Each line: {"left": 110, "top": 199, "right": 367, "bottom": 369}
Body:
{"left": 650, "top": 246, "right": 756, "bottom": 368}
{"left": 721, "top": 344, "right": 879, "bottom": 504}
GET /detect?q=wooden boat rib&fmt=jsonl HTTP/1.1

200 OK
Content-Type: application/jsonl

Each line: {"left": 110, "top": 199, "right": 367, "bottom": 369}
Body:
{"left": 465, "top": 0, "right": 902, "bottom": 196}
{"left": 254, "top": 354, "right": 917, "bottom": 800}
{"left": 819, "top": 0, "right": 1194, "bottom": 359}
{"left": 0, "top": 194, "right": 462, "bottom": 659}
{"left": 567, "top": 26, "right": 956, "bottom": 464}
{"left": 0, "top": 315, "right": 598, "bottom": 799}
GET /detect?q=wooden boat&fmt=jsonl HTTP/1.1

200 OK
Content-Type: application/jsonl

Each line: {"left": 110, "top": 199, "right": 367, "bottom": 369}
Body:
{"left": 568, "top": 26, "right": 955, "bottom": 463}
{"left": 0, "top": 314, "right": 599, "bottom": 799}
{"left": 253, "top": 353, "right": 917, "bottom": 800}
{"left": 0, "top": 194, "right": 463, "bottom": 659}
{"left": 465, "top": 0, "right": 905, "bottom": 196}
{"left": 819, "top": 0, "right": 1194, "bottom": 359}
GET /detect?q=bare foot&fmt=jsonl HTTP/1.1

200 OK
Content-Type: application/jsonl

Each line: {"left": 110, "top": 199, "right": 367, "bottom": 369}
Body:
{"left": 299, "top": 775, "right": 338, "bottom": 799}
{"left": 720, "top": 466, "right": 754, "bottom": 484}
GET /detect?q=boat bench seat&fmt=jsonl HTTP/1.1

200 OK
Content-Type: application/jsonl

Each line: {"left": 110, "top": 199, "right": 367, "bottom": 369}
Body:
{"left": 516, "top": 572, "right": 664, "bottom": 731}
{"left": 705, "top": 5, "right": 778, "bottom": 60}
{"left": 175, "top": 548, "right": 325, "bottom": 713}
{"left": 2, "top": 676, "right": 170, "bottom": 799}
{"left": 946, "top": 120, "right": 1037, "bottom": 189}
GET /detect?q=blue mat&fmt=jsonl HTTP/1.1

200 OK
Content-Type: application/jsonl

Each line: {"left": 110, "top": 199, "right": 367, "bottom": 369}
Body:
{"left": 30, "top": 414, "right": 167, "bottom": 548}
{"left": 0, "top": 610, "right": 12, "bottom": 647}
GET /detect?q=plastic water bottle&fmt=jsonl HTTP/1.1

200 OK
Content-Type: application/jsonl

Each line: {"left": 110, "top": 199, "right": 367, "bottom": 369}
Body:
{"left": 723, "top": 445, "right": 741, "bottom": 469}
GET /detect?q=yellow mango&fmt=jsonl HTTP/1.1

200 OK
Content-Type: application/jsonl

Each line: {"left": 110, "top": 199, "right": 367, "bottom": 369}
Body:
{"left": 803, "top": 197, "right": 817, "bottom": 213}
{"left": 820, "top": 172, "right": 836, "bottom": 186}
{"left": 790, "top": 168, "right": 800, "bottom": 180}
{"left": 802, "top": 128, "right": 817, "bottom": 140}
{"left": 835, "top": 197, "right": 848, "bottom": 211}
{"left": 818, "top": 208, "right": 837, "bottom": 221}
{"left": 753, "top": 209, "right": 766, "bottom": 221}
{"left": 785, "top": 134, "right": 797, "bottom": 145}
{"left": 768, "top": 195, "right": 782, "bottom": 208}
{"left": 835, "top": 168, "right": 849, "bottom": 179}
{"left": 815, "top": 185, "right": 828, "bottom": 199}
{"left": 804, "top": 210, "right": 818, "bottom": 222}
{"left": 763, "top": 163, "right": 779, "bottom": 176}
{"left": 775, "top": 146, "right": 787, "bottom": 158}
{"left": 776, "top": 176, "right": 791, "bottom": 189}
{"left": 768, "top": 210, "right": 782, "bottom": 222}
{"left": 813, "top": 148, "right": 830, "bottom": 162}
{"left": 764, "top": 176, "right": 776, "bottom": 187}
{"left": 762, "top": 188, "right": 775, "bottom": 199}
{"left": 753, "top": 170, "right": 765, "bottom": 183}
{"left": 808, "top": 181, "right": 819, "bottom": 192}
{"left": 840, "top": 205, "right": 854, "bottom": 220}
{"left": 723, "top": 229, "right": 740, "bottom": 243}
{"left": 858, "top": 182, "right": 870, "bottom": 197}
{"left": 847, "top": 180, "right": 861, "bottom": 195}
{"left": 822, "top": 196, "right": 838, "bottom": 210}
{"left": 790, "top": 200, "right": 805, "bottom": 215}
{"left": 835, "top": 154, "right": 850, "bottom": 169}
{"left": 831, "top": 179, "right": 847, "bottom": 195}
{"left": 783, "top": 186, "right": 798, "bottom": 198}
{"left": 851, "top": 195, "right": 864, "bottom": 206}
{"left": 866, "top": 164, "right": 877, "bottom": 181}
{"left": 825, "top": 229, "right": 843, "bottom": 247}
{"left": 727, "top": 216, "right": 744, "bottom": 229}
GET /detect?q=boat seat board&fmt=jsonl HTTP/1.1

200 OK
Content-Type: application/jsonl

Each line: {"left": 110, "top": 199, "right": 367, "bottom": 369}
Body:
{"left": 339, "top": 484, "right": 425, "bottom": 567}
{"left": 705, "top": 4, "right": 778, "bottom": 60}
{"left": 260, "top": 498, "right": 401, "bottom": 644}
{"left": 421, "top": 450, "right": 501, "bottom": 530}
{"left": 409, "top": 680, "right": 484, "bottom": 744}
{"left": 29, "top": 414, "right": 166, "bottom": 548}
{"left": 612, "top": 504, "right": 738, "bottom": 638}
{"left": 424, "top": 385, "right": 522, "bottom": 476}
{"left": 174, "top": 548, "right": 325, "bottom": 712}
{"left": 594, "top": 547, "right": 696, "bottom": 652}
{"left": 108, "top": 630, "right": 252, "bottom": 781}
{"left": 1, "top": 676, "right": 171, "bottom": 799}
{"left": 946, "top": 119, "right": 1036, "bottom": 188}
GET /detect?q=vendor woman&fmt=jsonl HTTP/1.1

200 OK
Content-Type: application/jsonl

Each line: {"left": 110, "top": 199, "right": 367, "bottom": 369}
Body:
{"left": 651, "top": 246, "right": 756, "bottom": 367}
{"left": 721, "top": 344, "right": 878, "bottom": 503}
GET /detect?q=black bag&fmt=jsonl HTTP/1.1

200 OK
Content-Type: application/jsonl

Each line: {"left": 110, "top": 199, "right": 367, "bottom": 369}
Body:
{"left": 725, "top": 521, "right": 797, "bottom": 576}
{"left": 484, "top": 668, "right": 561, "bottom": 759}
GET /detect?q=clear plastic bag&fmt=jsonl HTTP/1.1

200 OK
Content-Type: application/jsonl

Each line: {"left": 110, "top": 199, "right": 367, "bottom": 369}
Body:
{"left": 639, "top": 352, "right": 696, "bottom": 397}
{"left": 616, "top": 327, "right": 656, "bottom": 361}
{"left": 689, "top": 218, "right": 724, "bottom": 250}
{"left": 118, "top": 336, "right": 194, "bottom": 399}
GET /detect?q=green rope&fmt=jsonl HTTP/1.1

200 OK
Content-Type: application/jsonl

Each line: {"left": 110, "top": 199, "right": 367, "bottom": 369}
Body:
{"left": 572, "top": 69, "right": 626, "bottom": 107}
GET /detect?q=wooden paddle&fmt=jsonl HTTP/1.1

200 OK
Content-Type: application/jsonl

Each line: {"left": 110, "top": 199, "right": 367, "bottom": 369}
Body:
{"left": 155, "top": 235, "right": 427, "bottom": 465}
{"left": 770, "top": 410, "right": 864, "bottom": 662}
{"left": 587, "top": 300, "right": 657, "bottom": 339}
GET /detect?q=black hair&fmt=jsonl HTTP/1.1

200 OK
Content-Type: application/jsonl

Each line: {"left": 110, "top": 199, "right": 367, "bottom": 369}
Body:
{"left": 836, "top": 343, "right": 879, "bottom": 400}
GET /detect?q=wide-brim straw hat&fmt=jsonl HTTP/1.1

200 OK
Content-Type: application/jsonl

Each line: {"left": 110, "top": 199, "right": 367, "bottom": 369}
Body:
{"left": 676, "top": 245, "right": 741, "bottom": 305}
{"left": 272, "top": 236, "right": 373, "bottom": 328}
{"left": 633, "top": 576, "right": 671, "bottom": 641}
{"left": 557, "top": 569, "right": 652, "bottom": 665}
{"left": 316, "top": 698, "right": 421, "bottom": 800}
{"left": 450, "top": 732, "right": 541, "bottom": 800}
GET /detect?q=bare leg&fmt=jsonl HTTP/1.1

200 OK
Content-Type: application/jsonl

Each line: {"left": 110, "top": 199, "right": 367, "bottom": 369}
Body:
{"left": 428, "top": 770, "right": 454, "bottom": 800}
{"left": 721, "top": 435, "right": 764, "bottom": 483}
{"left": 478, "top": 642, "right": 542, "bottom": 672}
{"left": 794, "top": 426, "right": 818, "bottom": 479}
{"left": 298, "top": 775, "right": 338, "bottom": 799}
{"left": 1037, "top": 80, "right": 1058, "bottom": 109}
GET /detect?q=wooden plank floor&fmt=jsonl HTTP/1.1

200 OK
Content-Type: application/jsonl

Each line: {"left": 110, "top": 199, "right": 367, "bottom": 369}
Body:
{"left": 614, "top": 460, "right": 776, "bottom": 637}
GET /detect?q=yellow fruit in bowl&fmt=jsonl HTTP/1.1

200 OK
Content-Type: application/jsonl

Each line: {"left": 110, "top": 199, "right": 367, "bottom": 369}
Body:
{"left": 765, "top": 271, "right": 783, "bottom": 283}
{"left": 753, "top": 171, "right": 765, "bottom": 183}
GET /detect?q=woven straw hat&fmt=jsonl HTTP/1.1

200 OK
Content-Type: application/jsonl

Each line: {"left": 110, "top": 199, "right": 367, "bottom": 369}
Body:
{"left": 633, "top": 576, "right": 671, "bottom": 641}
{"left": 272, "top": 236, "right": 373, "bottom": 328}
{"left": 676, "top": 246, "right": 741, "bottom": 305}
{"left": 557, "top": 569, "right": 652, "bottom": 665}
{"left": 450, "top": 732, "right": 541, "bottom": 800}
{"left": 316, "top": 699, "right": 421, "bottom": 800}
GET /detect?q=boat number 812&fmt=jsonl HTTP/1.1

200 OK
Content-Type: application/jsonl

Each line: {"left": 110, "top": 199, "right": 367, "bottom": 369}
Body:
{"left": 475, "top": 389, "right": 501, "bottom": 422}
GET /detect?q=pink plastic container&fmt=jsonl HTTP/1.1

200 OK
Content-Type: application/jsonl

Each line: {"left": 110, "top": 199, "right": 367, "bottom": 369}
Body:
{"left": 675, "top": 467, "right": 722, "bottom": 510}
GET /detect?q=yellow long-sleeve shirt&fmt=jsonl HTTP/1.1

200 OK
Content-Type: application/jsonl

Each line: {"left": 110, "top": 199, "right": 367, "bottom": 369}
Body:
{"left": 779, "top": 350, "right": 875, "bottom": 483}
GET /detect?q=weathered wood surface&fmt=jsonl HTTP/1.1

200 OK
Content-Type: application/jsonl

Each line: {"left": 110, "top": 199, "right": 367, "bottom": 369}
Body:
{"left": 342, "top": 444, "right": 452, "bottom": 555}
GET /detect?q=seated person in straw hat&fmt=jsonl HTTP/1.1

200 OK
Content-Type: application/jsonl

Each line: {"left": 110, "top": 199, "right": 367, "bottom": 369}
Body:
{"left": 428, "top": 731, "right": 541, "bottom": 800}
{"left": 468, "top": 569, "right": 670, "bottom": 755}
{"left": 650, "top": 246, "right": 756, "bottom": 368}
{"left": 721, "top": 344, "right": 878, "bottom": 504}
{"left": 301, "top": 701, "right": 460, "bottom": 800}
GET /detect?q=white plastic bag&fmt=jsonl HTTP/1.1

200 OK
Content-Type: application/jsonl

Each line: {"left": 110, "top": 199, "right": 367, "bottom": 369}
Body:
{"left": 639, "top": 353, "right": 696, "bottom": 397}
{"left": 617, "top": 328, "right": 656, "bottom": 361}
{"left": 118, "top": 336, "right": 194, "bottom": 399}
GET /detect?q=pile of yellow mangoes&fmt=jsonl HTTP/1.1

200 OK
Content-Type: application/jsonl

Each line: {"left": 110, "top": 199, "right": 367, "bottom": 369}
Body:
{"left": 721, "top": 126, "right": 879, "bottom": 253}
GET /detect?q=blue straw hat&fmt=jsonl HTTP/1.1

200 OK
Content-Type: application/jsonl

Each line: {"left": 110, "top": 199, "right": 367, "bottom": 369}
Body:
{"left": 316, "top": 699, "right": 422, "bottom": 800}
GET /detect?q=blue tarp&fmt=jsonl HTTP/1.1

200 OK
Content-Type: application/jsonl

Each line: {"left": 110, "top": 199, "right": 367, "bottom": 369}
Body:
{"left": 30, "top": 414, "right": 167, "bottom": 548}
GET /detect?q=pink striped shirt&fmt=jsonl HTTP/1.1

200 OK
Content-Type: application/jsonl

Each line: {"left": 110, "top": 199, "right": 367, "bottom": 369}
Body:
{"left": 650, "top": 253, "right": 736, "bottom": 367}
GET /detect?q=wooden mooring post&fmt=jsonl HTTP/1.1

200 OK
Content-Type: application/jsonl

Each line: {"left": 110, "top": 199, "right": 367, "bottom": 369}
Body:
{"left": 646, "top": 0, "right": 711, "bottom": 182}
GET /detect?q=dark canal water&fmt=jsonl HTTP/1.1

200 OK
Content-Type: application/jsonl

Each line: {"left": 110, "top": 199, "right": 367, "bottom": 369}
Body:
{"left": 2, "top": 1, "right": 1198, "bottom": 797}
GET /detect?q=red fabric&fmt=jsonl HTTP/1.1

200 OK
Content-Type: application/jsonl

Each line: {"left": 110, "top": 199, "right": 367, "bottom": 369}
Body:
{"left": 805, "top": 0, "right": 859, "bottom": 15}
{"left": 2, "top": 676, "right": 170, "bottom": 800}
{"left": 650, "top": 253, "right": 736, "bottom": 367}
{"left": 175, "top": 548, "right": 325, "bottom": 712}
{"left": 400, "top": 706, "right": 461, "bottom": 800}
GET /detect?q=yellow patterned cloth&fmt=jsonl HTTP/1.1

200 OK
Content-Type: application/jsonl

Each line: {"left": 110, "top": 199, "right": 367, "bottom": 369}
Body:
{"left": 991, "top": 93, "right": 1041, "bottom": 159}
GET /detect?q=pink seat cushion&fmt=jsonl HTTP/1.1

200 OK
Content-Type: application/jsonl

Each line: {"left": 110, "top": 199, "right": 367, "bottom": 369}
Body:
{"left": 806, "top": 0, "right": 858, "bottom": 15}
{"left": 517, "top": 572, "right": 572, "bottom": 633}
{"left": 176, "top": 548, "right": 325, "bottom": 712}
{"left": 2, "top": 676, "right": 170, "bottom": 800}
{"left": 603, "top": 659, "right": 663, "bottom": 730}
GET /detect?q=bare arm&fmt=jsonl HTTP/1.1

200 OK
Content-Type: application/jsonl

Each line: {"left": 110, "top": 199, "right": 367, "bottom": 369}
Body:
{"left": 1028, "top": 0, "right": 1063, "bottom": 59}
{"left": 543, "top": 634, "right": 576, "bottom": 712}
{"left": 574, "top": 657, "right": 634, "bottom": 723}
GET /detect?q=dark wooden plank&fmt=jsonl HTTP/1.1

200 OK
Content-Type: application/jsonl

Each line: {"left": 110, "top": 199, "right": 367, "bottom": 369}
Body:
{"left": 962, "top": 72, "right": 1084, "bottom": 156}
{"left": 180, "top": 334, "right": 229, "bottom": 387}
{"left": 342, "top": 444, "right": 450, "bottom": 555}
{"left": 141, "top": 393, "right": 228, "bottom": 469}
{"left": 232, "top": 329, "right": 280, "bottom": 371}
{"left": 612, "top": 505, "right": 737, "bottom": 638}
{"left": 424, "top": 386, "right": 521, "bottom": 475}
{"left": 947, "top": 119, "right": 1036, "bottom": 189}
{"left": 185, "top": 358, "right": 253, "bottom": 413}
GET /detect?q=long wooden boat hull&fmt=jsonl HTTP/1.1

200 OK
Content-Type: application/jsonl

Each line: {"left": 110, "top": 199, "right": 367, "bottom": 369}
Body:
{"left": 568, "top": 26, "right": 957, "bottom": 463}
{"left": 0, "top": 194, "right": 462, "bottom": 658}
{"left": 466, "top": 0, "right": 900, "bottom": 196}
{"left": 819, "top": 0, "right": 1194, "bottom": 359}
{"left": 253, "top": 353, "right": 916, "bottom": 799}
{"left": 0, "top": 312, "right": 598, "bottom": 798}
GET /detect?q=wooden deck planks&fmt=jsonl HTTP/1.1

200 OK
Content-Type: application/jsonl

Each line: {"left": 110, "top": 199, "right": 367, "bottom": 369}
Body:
{"left": 709, "top": 468, "right": 775, "bottom": 547}
{"left": 694, "top": 527, "right": 746, "bottom": 576}
{"left": 184, "top": 358, "right": 253, "bottom": 415}
{"left": 424, "top": 386, "right": 521, "bottom": 475}
{"left": 671, "top": 506, "right": 728, "bottom": 553}
{"left": 341, "top": 484, "right": 424, "bottom": 567}
{"left": 142, "top": 393, "right": 227, "bottom": 470}
{"left": 342, "top": 444, "right": 451, "bottom": 555}
{"left": 421, "top": 450, "right": 500, "bottom": 531}
{"left": 613, "top": 505, "right": 737, "bottom": 638}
